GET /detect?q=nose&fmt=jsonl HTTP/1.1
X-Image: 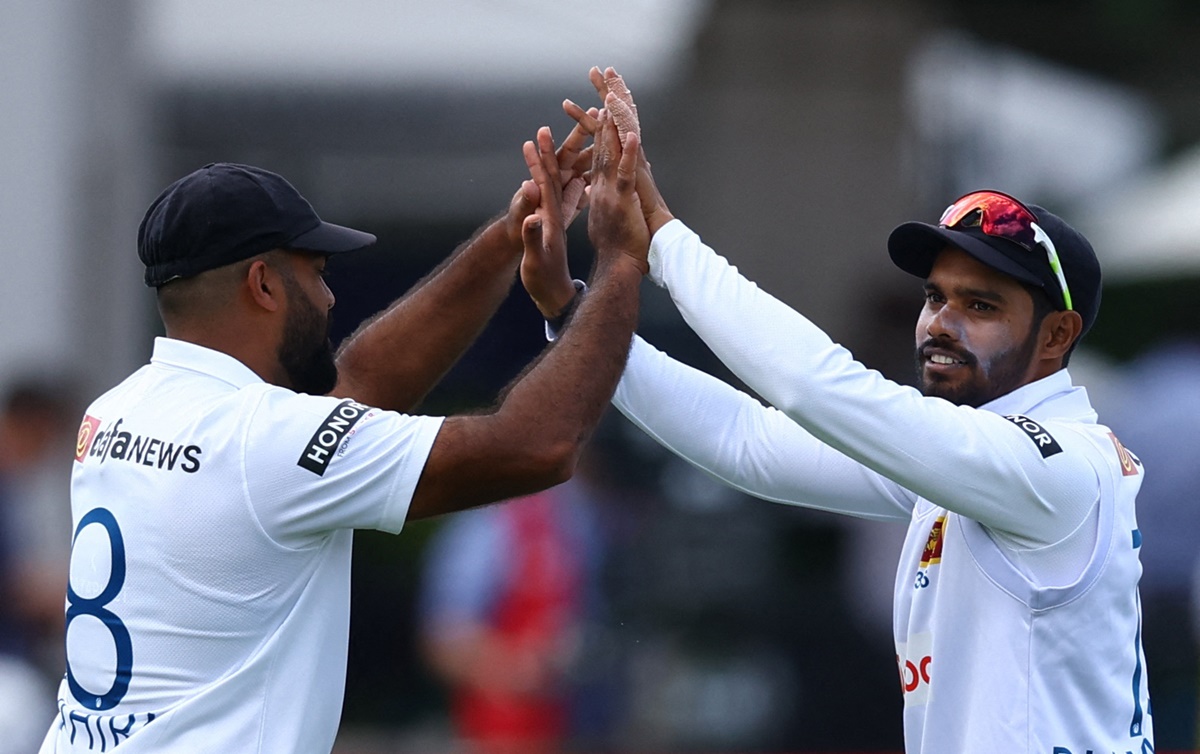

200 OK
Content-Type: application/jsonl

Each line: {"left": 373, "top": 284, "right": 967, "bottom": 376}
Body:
{"left": 924, "top": 303, "right": 962, "bottom": 341}
{"left": 322, "top": 279, "right": 335, "bottom": 310}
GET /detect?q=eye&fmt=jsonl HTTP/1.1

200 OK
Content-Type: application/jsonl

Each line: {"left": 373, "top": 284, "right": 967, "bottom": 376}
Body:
{"left": 924, "top": 290, "right": 944, "bottom": 304}
{"left": 970, "top": 300, "right": 995, "bottom": 312}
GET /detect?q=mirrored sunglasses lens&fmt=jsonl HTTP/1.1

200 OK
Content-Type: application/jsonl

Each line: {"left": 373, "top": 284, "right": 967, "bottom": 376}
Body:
{"left": 940, "top": 192, "right": 1036, "bottom": 250}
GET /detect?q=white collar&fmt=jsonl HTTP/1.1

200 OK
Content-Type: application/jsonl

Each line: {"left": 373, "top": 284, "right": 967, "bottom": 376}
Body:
{"left": 980, "top": 369, "right": 1097, "bottom": 424}
{"left": 150, "top": 337, "right": 264, "bottom": 390}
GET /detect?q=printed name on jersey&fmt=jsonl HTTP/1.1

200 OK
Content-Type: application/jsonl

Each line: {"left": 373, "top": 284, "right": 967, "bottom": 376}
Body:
{"left": 83, "top": 418, "right": 202, "bottom": 473}
{"left": 1003, "top": 414, "right": 1063, "bottom": 458}
{"left": 56, "top": 700, "right": 156, "bottom": 751}
{"left": 297, "top": 399, "right": 372, "bottom": 476}
{"left": 76, "top": 415, "right": 102, "bottom": 462}
{"left": 1108, "top": 432, "right": 1140, "bottom": 476}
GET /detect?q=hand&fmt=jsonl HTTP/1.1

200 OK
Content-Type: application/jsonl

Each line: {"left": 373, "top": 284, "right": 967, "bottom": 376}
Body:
{"left": 520, "top": 127, "right": 578, "bottom": 319}
{"left": 587, "top": 109, "right": 650, "bottom": 275}
{"left": 561, "top": 65, "right": 635, "bottom": 142}
{"left": 565, "top": 69, "right": 674, "bottom": 237}
{"left": 504, "top": 179, "right": 540, "bottom": 248}
{"left": 555, "top": 117, "right": 593, "bottom": 225}
{"left": 589, "top": 66, "right": 640, "bottom": 142}
{"left": 507, "top": 113, "right": 591, "bottom": 252}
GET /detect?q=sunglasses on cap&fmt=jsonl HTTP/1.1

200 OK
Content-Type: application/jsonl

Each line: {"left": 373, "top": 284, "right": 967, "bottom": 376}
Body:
{"left": 938, "top": 190, "right": 1073, "bottom": 311}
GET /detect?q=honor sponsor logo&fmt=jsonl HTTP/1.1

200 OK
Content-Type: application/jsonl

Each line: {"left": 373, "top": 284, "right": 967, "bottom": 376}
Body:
{"left": 1004, "top": 414, "right": 1063, "bottom": 458}
{"left": 297, "top": 399, "right": 371, "bottom": 476}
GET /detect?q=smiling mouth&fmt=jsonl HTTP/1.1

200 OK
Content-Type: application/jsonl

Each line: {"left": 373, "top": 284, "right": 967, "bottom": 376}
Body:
{"left": 928, "top": 353, "right": 965, "bottom": 366}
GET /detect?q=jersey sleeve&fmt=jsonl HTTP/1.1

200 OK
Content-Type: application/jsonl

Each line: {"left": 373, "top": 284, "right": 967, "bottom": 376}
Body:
{"left": 241, "top": 386, "right": 444, "bottom": 547}
{"left": 615, "top": 335, "right": 915, "bottom": 521}
{"left": 646, "top": 220, "right": 1102, "bottom": 548}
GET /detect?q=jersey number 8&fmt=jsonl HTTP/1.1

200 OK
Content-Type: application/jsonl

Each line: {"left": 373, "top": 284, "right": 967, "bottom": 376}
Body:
{"left": 66, "top": 507, "right": 133, "bottom": 710}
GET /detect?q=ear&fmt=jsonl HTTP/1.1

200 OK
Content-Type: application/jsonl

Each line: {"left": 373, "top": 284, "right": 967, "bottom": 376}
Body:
{"left": 245, "top": 259, "right": 284, "bottom": 313}
{"left": 1039, "top": 309, "right": 1084, "bottom": 362}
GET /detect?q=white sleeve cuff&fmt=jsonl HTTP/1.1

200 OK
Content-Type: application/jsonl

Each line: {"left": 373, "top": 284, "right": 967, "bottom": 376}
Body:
{"left": 648, "top": 218, "right": 690, "bottom": 286}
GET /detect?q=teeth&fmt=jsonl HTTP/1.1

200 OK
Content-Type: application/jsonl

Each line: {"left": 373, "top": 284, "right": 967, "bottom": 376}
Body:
{"left": 930, "top": 354, "right": 959, "bottom": 365}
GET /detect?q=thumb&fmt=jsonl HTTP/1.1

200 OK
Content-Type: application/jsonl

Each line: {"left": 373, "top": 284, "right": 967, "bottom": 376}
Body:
{"left": 635, "top": 161, "right": 656, "bottom": 219}
{"left": 521, "top": 214, "right": 544, "bottom": 257}
{"left": 615, "top": 132, "right": 640, "bottom": 194}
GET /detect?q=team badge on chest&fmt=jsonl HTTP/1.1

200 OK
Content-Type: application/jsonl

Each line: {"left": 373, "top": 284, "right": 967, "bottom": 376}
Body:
{"left": 920, "top": 515, "right": 947, "bottom": 567}
{"left": 913, "top": 515, "right": 947, "bottom": 589}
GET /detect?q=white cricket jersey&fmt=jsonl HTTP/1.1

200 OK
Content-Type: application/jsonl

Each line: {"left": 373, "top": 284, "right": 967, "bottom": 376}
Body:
{"left": 41, "top": 338, "right": 443, "bottom": 754}
{"left": 613, "top": 220, "right": 1153, "bottom": 752}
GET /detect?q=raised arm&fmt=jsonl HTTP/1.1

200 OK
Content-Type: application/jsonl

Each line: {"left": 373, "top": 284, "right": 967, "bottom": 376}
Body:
{"left": 616, "top": 335, "right": 914, "bottom": 521}
{"left": 575, "top": 69, "right": 1100, "bottom": 546}
{"left": 330, "top": 187, "right": 535, "bottom": 411}
{"left": 645, "top": 221, "right": 1101, "bottom": 548}
{"left": 332, "top": 116, "right": 597, "bottom": 412}
{"left": 407, "top": 112, "right": 649, "bottom": 520}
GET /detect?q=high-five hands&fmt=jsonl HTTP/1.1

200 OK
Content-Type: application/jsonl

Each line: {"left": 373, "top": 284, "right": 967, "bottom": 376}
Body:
{"left": 587, "top": 108, "right": 650, "bottom": 276}
{"left": 564, "top": 67, "right": 675, "bottom": 237}
{"left": 520, "top": 126, "right": 580, "bottom": 320}
{"left": 518, "top": 67, "right": 666, "bottom": 325}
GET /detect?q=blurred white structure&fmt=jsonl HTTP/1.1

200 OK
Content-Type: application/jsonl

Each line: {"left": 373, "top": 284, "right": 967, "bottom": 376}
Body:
{"left": 1075, "top": 144, "right": 1200, "bottom": 282}
{"left": 1, "top": 0, "right": 712, "bottom": 395}
{"left": 0, "top": 1, "right": 148, "bottom": 392}
{"left": 906, "top": 32, "right": 1163, "bottom": 210}
{"left": 146, "top": 0, "right": 710, "bottom": 90}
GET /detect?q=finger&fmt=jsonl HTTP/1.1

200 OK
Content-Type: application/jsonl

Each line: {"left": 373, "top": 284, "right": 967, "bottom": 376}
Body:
{"left": 615, "top": 132, "right": 640, "bottom": 195}
{"left": 603, "top": 69, "right": 639, "bottom": 136}
{"left": 519, "top": 179, "right": 539, "bottom": 206}
{"left": 510, "top": 178, "right": 539, "bottom": 220}
{"left": 521, "top": 214, "right": 544, "bottom": 256}
{"left": 602, "top": 67, "right": 640, "bottom": 137}
{"left": 562, "top": 99, "right": 600, "bottom": 135}
{"left": 562, "top": 177, "right": 586, "bottom": 223}
{"left": 604, "top": 67, "right": 632, "bottom": 102}
{"left": 523, "top": 140, "right": 549, "bottom": 186}
{"left": 589, "top": 66, "right": 608, "bottom": 101}
{"left": 536, "top": 126, "right": 562, "bottom": 193}
{"left": 635, "top": 160, "right": 658, "bottom": 219}
{"left": 563, "top": 145, "right": 594, "bottom": 182}
{"left": 606, "top": 93, "right": 640, "bottom": 143}
{"left": 591, "top": 109, "right": 615, "bottom": 179}
{"left": 556, "top": 116, "right": 592, "bottom": 173}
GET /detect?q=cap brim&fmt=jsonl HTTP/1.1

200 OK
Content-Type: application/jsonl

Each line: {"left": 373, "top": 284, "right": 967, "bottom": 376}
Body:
{"left": 887, "top": 222, "right": 1042, "bottom": 287}
{"left": 287, "top": 221, "right": 376, "bottom": 254}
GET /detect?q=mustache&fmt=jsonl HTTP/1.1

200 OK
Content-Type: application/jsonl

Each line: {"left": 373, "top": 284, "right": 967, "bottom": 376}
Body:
{"left": 916, "top": 338, "right": 977, "bottom": 367}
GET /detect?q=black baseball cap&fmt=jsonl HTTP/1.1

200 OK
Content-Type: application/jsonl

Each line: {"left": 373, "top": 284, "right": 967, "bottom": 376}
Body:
{"left": 138, "top": 162, "right": 376, "bottom": 287}
{"left": 887, "top": 191, "right": 1102, "bottom": 335}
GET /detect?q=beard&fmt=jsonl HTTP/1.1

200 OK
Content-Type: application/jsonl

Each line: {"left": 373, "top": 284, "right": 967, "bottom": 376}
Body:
{"left": 915, "top": 325, "right": 1040, "bottom": 408}
{"left": 277, "top": 273, "right": 338, "bottom": 395}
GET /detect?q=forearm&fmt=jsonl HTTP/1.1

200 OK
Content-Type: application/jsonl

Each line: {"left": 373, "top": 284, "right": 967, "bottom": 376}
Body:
{"left": 615, "top": 336, "right": 913, "bottom": 521}
{"left": 407, "top": 258, "right": 641, "bottom": 518}
{"left": 650, "top": 221, "right": 1098, "bottom": 543}
{"left": 490, "top": 258, "right": 641, "bottom": 488}
{"left": 333, "top": 217, "right": 520, "bottom": 410}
